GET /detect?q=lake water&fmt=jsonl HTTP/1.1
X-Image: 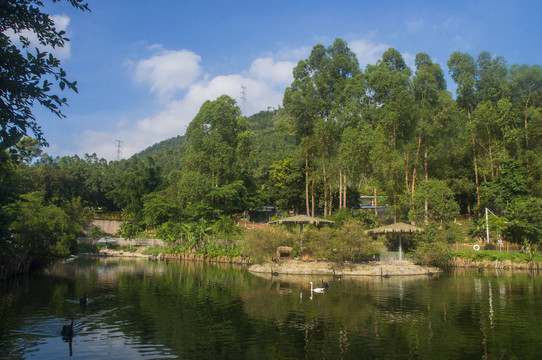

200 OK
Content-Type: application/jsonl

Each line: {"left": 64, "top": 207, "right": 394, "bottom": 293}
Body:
{"left": 1, "top": 257, "right": 541, "bottom": 359}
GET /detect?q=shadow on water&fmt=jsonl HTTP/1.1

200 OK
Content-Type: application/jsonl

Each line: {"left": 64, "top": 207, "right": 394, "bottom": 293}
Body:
{"left": 1, "top": 258, "right": 542, "bottom": 359}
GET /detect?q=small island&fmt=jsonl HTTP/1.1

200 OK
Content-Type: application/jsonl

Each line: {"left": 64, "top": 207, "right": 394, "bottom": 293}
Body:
{"left": 249, "top": 259, "right": 439, "bottom": 277}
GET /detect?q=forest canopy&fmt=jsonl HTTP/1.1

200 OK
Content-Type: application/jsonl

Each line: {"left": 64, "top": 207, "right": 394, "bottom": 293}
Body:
{"left": 2, "top": 36, "right": 542, "bottom": 261}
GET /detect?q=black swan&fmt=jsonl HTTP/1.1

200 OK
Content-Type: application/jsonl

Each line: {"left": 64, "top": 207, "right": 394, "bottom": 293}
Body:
{"left": 380, "top": 268, "right": 390, "bottom": 278}
{"left": 321, "top": 280, "right": 329, "bottom": 288}
{"left": 79, "top": 293, "right": 88, "bottom": 305}
{"left": 62, "top": 319, "right": 74, "bottom": 337}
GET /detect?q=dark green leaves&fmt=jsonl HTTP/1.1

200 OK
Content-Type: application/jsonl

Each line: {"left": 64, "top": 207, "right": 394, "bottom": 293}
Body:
{"left": 0, "top": 0, "right": 88, "bottom": 151}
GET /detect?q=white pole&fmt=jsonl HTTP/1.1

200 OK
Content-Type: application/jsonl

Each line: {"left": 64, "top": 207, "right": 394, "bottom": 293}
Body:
{"left": 399, "top": 233, "right": 403, "bottom": 261}
{"left": 485, "top": 208, "right": 490, "bottom": 244}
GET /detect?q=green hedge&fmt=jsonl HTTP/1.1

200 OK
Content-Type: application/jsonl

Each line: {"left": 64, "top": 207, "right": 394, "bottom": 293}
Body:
{"left": 452, "top": 249, "right": 542, "bottom": 263}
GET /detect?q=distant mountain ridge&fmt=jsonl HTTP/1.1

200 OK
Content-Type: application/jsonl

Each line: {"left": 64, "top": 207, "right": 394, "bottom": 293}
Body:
{"left": 129, "top": 109, "right": 297, "bottom": 186}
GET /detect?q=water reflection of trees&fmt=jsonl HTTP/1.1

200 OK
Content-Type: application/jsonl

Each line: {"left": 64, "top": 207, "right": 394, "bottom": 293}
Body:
{"left": 2, "top": 259, "right": 542, "bottom": 358}
{"left": 241, "top": 269, "right": 542, "bottom": 358}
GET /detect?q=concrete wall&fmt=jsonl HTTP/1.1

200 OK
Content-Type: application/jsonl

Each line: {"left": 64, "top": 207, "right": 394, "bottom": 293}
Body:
{"left": 91, "top": 219, "right": 123, "bottom": 235}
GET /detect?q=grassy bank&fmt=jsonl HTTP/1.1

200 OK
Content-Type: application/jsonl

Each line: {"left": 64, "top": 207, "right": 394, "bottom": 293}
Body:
{"left": 452, "top": 249, "right": 542, "bottom": 264}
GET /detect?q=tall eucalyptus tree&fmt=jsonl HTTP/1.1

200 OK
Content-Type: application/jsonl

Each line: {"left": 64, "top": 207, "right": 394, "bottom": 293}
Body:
{"left": 179, "top": 95, "right": 251, "bottom": 217}
{"left": 448, "top": 52, "right": 481, "bottom": 212}
{"left": 365, "top": 48, "right": 414, "bottom": 221}
{"left": 411, "top": 53, "right": 446, "bottom": 220}
{"left": 284, "top": 38, "right": 359, "bottom": 216}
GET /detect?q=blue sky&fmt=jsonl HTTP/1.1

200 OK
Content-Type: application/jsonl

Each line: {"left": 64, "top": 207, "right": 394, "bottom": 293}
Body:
{"left": 33, "top": 0, "right": 542, "bottom": 160}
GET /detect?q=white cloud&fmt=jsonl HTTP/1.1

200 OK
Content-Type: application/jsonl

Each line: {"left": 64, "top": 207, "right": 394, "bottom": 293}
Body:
{"left": 72, "top": 49, "right": 294, "bottom": 159}
{"left": 134, "top": 48, "right": 202, "bottom": 101}
{"left": 349, "top": 38, "right": 390, "bottom": 69}
{"left": 249, "top": 57, "right": 296, "bottom": 85}
{"left": 264, "top": 44, "right": 311, "bottom": 62}
{"left": 50, "top": 15, "right": 71, "bottom": 59}
{"left": 72, "top": 40, "right": 419, "bottom": 160}
{"left": 403, "top": 52, "right": 416, "bottom": 71}
{"left": 4, "top": 14, "right": 71, "bottom": 59}
{"left": 70, "top": 40, "right": 425, "bottom": 160}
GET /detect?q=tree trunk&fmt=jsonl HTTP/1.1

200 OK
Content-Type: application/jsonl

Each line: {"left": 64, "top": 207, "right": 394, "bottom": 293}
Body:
{"left": 322, "top": 139, "right": 327, "bottom": 216}
{"left": 424, "top": 148, "right": 429, "bottom": 224}
{"left": 329, "top": 183, "right": 333, "bottom": 216}
{"left": 405, "top": 151, "right": 410, "bottom": 207}
{"left": 411, "top": 135, "right": 422, "bottom": 210}
{"left": 311, "top": 180, "right": 315, "bottom": 217}
{"left": 473, "top": 135, "right": 480, "bottom": 211}
{"left": 305, "top": 141, "right": 310, "bottom": 216}
{"left": 343, "top": 173, "right": 347, "bottom": 209}
{"left": 374, "top": 187, "right": 378, "bottom": 216}
{"left": 339, "top": 165, "right": 343, "bottom": 209}
{"left": 393, "top": 196, "right": 397, "bottom": 223}
{"left": 525, "top": 93, "right": 531, "bottom": 149}
{"left": 487, "top": 124, "right": 494, "bottom": 178}
{"left": 468, "top": 109, "right": 481, "bottom": 213}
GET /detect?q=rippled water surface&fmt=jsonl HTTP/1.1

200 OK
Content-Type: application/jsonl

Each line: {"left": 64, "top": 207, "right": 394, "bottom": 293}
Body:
{"left": 1, "top": 258, "right": 542, "bottom": 359}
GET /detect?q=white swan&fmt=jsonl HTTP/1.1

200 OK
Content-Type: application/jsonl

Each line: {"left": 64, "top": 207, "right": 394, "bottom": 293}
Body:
{"left": 310, "top": 281, "right": 325, "bottom": 293}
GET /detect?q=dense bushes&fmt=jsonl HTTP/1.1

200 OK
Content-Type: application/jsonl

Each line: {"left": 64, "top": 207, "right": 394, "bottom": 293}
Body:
{"left": 297, "top": 221, "right": 378, "bottom": 262}
{"left": 8, "top": 192, "right": 92, "bottom": 258}
{"left": 413, "top": 241, "right": 453, "bottom": 268}
{"left": 241, "top": 228, "right": 296, "bottom": 263}
{"left": 453, "top": 249, "right": 542, "bottom": 264}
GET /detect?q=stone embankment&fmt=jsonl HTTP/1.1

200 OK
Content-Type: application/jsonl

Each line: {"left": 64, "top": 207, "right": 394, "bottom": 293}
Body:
{"left": 452, "top": 257, "right": 542, "bottom": 270}
{"left": 249, "top": 259, "right": 439, "bottom": 276}
{"left": 153, "top": 252, "right": 251, "bottom": 265}
{"left": 79, "top": 249, "right": 251, "bottom": 265}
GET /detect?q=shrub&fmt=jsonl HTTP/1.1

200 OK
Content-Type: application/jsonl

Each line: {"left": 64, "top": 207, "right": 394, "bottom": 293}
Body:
{"left": 76, "top": 242, "right": 98, "bottom": 253}
{"left": 142, "top": 246, "right": 168, "bottom": 256}
{"left": 329, "top": 208, "right": 353, "bottom": 227}
{"left": 506, "top": 197, "right": 542, "bottom": 244}
{"left": 354, "top": 209, "right": 382, "bottom": 229}
{"left": 201, "top": 237, "right": 242, "bottom": 258}
{"left": 414, "top": 241, "right": 452, "bottom": 268}
{"left": 88, "top": 225, "right": 105, "bottom": 239}
{"left": 242, "top": 228, "right": 295, "bottom": 263}
{"left": 53, "top": 241, "right": 70, "bottom": 257}
{"left": 452, "top": 249, "right": 542, "bottom": 264}
{"left": 212, "top": 215, "right": 240, "bottom": 238}
{"left": 484, "top": 242, "right": 496, "bottom": 250}
{"left": 418, "top": 222, "right": 462, "bottom": 244}
{"left": 156, "top": 221, "right": 184, "bottom": 243}
{"left": 303, "top": 221, "right": 378, "bottom": 262}
{"left": 302, "top": 226, "right": 334, "bottom": 259}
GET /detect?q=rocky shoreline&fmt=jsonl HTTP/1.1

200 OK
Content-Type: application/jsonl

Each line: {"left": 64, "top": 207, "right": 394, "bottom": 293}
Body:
{"left": 79, "top": 251, "right": 542, "bottom": 274}
{"left": 452, "top": 257, "right": 542, "bottom": 270}
{"left": 249, "top": 259, "right": 440, "bottom": 276}
{"left": 3, "top": 251, "right": 541, "bottom": 281}
{"left": 78, "top": 249, "right": 251, "bottom": 264}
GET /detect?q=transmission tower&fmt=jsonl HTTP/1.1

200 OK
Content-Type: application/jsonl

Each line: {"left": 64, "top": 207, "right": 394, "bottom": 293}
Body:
{"left": 115, "top": 139, "right": 123, "bottom": 160}
{"left": 240, "top": 84, "right": 247, "bottom": 115}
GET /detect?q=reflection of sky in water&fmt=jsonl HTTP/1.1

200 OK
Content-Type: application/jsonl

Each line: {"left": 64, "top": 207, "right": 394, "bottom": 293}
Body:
{"left": 9, "top": 314, "right": 176, "bottom": 359}
{"left": 2, "top": 259, "right": 542, "bottom": 359}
